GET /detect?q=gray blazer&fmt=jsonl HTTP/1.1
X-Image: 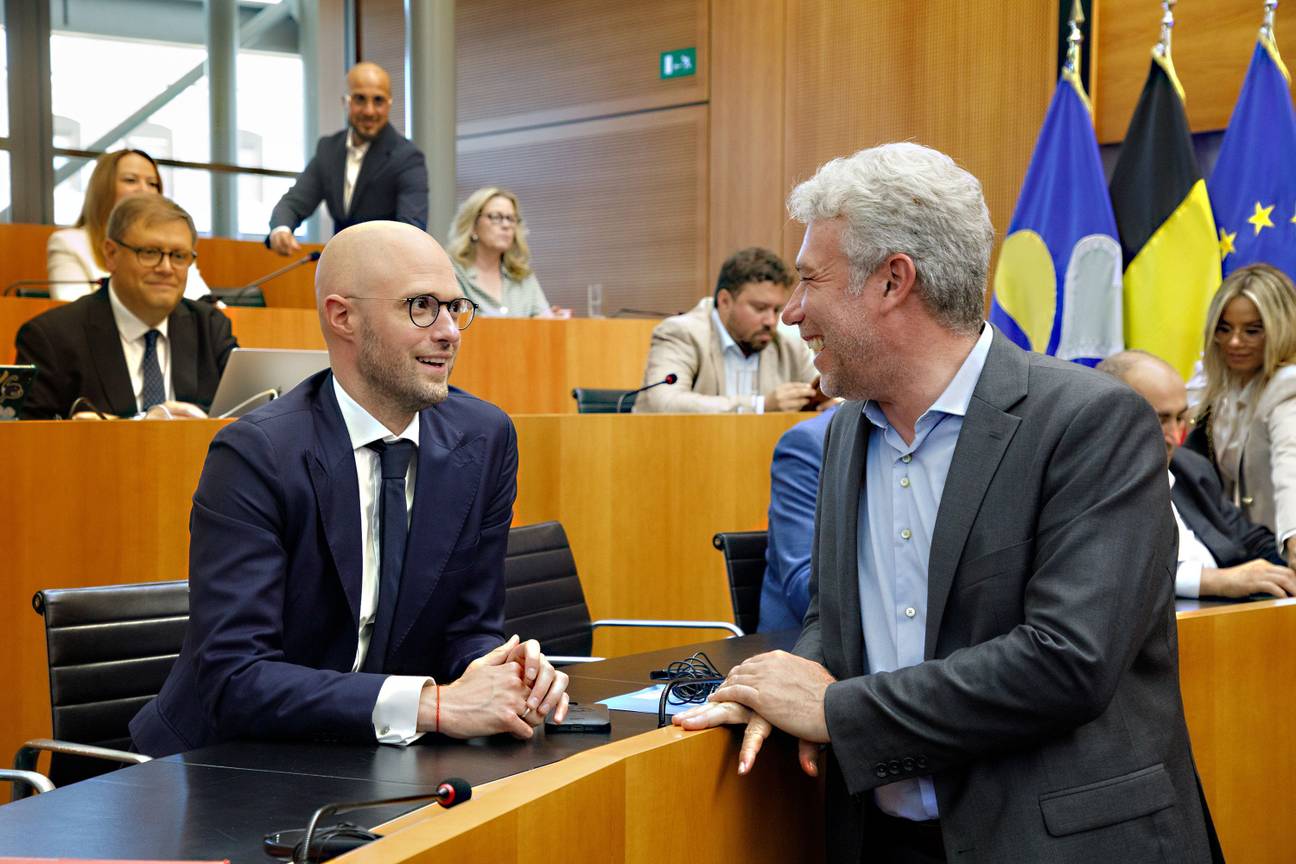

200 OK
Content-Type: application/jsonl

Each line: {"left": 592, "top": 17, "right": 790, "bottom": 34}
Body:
{"left": 798, "top": 330, "right": 1216, "bottom": 863}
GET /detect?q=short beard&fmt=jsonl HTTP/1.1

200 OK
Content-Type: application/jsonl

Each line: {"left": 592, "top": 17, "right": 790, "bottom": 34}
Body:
{"left": 356, "top": 327, "right": 450, "bottom": 417}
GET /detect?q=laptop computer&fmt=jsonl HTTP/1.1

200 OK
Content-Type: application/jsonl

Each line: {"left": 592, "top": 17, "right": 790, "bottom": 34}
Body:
{"left": 0, "top": 365, "right": 37, "bottom": 421}
{"left": 209, "top": 348, "right": 330, "bottom": 419}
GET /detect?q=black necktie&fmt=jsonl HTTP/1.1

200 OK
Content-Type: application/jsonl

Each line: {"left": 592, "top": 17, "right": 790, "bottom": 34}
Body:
{"left": 363, "top": 439, "right": 416, "bottom": 673}
{"left": 140, "top": 330, "right": 165, "bottom": 411}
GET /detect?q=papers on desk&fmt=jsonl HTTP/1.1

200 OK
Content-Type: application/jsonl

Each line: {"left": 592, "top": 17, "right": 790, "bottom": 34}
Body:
{"left": 599, "top": 684, "right": 696, "bottom": 716}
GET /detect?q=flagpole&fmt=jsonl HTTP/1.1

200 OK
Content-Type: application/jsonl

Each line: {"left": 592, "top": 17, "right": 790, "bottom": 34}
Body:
{"left": 1261, "top": 0, "right": 1278, "bottom": 42}
{"left": 1063, "top": 0, "right": 1092, "bottom": 109}
{"left": 1152, "top": 1, "right": 1187, "bottom": 101}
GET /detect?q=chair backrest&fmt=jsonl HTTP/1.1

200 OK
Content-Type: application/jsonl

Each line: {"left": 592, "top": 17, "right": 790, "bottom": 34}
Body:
{"left": 571, "top": 387, "right": 637, "bottom": 414}
{"left": 34, "top": 581, "right": 189, "bottom": 752}
{"left": 712, "top": 531, "right": 768, "bottom": 635}
{"left": 503, "top": 522, "right": 594, "bottom": 656}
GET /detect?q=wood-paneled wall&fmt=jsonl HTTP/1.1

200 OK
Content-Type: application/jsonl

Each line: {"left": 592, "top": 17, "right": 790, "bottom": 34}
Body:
{"left": 1094, "top": 0, "right": 1296, "bottom": 142}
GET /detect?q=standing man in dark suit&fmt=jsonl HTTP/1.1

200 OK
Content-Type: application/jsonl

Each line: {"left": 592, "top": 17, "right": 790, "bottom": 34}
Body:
{"left": 131, "top": 221, "right": 569, "bottom": 757}
{"left": 267, "top": 62, "right": 428, "bottom": 255}
{"left": 676, "top": 143, "right": 1219, "bottom": 862}
{"left": 1098, "top": 349, "right": 1296, "bottom": 599}
{"left": 16, "top": 195, "right": 236, "bottom": 419}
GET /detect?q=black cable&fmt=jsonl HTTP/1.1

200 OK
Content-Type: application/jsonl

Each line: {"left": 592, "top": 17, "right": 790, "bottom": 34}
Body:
{"left": 654, "top": 651, "right": 725, "bottom": 727}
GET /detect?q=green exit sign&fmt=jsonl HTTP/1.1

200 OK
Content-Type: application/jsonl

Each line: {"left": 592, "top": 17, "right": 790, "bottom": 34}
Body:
{"left": 660, "top": 48, "right": 696, "bottom": 79}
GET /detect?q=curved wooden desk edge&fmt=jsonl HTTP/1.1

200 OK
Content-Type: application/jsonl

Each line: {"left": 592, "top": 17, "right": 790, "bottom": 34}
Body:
{"left": 355, "top": 724, "right": 822, "bottom": 863}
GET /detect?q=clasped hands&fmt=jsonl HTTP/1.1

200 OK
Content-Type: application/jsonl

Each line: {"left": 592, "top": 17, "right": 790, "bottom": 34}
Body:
{"left": 420, "top": 634, "right": 570, "bottom": 740}
{"left": 672, "top": 650, "right": 835, "bottom": 777}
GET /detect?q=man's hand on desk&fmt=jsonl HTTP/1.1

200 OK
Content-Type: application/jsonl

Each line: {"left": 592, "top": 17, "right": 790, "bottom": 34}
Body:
{"left": 764, "top": 382, "right": 816, "bottom": 412}
{"left": 144, "top": 401, "right": 208, "bottom": 420}
{"left": 673, "top": 702, "right": 823, "bottom": 778}
{"left": 1201, "top": 559, "right": 1296, "bottom": 598}
{"left": 417, "top": 635, "right": 570, "bottom": 740}
{"left": 709, "top": 650, "right": 834, "bottom": 744}
{"left": 503, "top": 635, "right": 571, "bottom": 728}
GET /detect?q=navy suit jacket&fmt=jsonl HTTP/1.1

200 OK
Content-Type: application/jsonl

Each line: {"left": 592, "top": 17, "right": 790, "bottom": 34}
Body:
{"left": 758, "top": 405, "right": 837, "bottom": 632}
{"left": 14, "top": 283, "right": 236, "bottom": 419}
{"left": 268, "top": 123, "right": 429, "bottom": 237}
{"left": 1171, "top": 446, "right": 1283, "bottom": 569}
{"left": 130, "top": 371, "right": 516, "bottom": 756}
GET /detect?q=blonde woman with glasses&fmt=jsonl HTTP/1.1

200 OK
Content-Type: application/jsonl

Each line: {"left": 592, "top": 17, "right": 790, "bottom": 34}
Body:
{"left": 1192, "top": 263, "right": 1296, "bottom": 564}
{"left": 447, "top": 187, "right": 570, "bottom": 318}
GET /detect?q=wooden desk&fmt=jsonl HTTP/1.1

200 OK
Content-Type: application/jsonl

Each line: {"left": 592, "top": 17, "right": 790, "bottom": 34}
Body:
{"left": 0, "top": 414, "right": 802, "bottom": 761}
{"left": 0, "top": 297, "right": 657, "bottom": 414}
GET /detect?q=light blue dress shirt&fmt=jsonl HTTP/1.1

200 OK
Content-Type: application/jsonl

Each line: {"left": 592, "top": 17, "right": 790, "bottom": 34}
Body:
{"left": 710, "top": 308, "right": 764, "bottom": 412}
{"left": 857, "top": 323, "right": 993, "bottom": 820}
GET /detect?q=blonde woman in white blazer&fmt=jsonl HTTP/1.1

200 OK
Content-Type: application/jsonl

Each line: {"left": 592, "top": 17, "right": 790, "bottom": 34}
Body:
{"left": 1195, "top": 263, "right": 1296, "bottom": 564}
{"left": 47, "top": 149, "right": 209, "bottom": 301}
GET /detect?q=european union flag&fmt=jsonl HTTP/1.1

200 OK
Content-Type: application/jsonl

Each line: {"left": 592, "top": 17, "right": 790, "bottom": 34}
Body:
{"left": 990, "top": 72, "right": 1122, "bottom": 365}
{"left": 1209, "top": 36, "right": 1296, "bottom": 278}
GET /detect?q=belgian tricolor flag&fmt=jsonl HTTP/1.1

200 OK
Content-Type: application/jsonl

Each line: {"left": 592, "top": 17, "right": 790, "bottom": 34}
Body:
{"left": 1109, "top": 54, "right": 1221, "bottom": 379}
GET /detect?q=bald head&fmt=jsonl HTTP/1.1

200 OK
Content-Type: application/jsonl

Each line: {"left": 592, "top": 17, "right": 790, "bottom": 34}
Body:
{"left": 345, "top": 62, "right": 392, "bottom": 142}
{"left": 1097, "top": 350, "right": 1188, "bottom": 463}
{"left": 317, "top": 221, "right": 462, "bottom": 432}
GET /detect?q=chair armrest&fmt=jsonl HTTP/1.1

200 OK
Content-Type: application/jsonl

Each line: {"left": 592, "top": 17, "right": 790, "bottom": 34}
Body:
{"left": 590, "top": 619, "right": 745, "bottom": 638}
{"left": 3, "top": 768, "right": 54, "bottom": 802}
{"left": 14, "top": 738, "right": 151, "bottom": 774}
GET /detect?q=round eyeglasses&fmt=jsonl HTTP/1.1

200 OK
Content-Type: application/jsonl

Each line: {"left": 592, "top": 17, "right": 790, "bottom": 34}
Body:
{"left": 479, "top": 212, "right": 520, "bottom": 226}
{"left": 113, "top": 240, "right": 197, "bottom": 268}
{"left": 345, "top": 295, "right": 478, "bottom": 329}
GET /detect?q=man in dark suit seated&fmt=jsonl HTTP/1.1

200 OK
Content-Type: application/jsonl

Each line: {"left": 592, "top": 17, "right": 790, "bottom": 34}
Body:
{"left": 1098, "top": 350, "right": 1296, "bottom": 599}
{"left": 130, "top": 220, "right": 569, "bottom": 757}
{"left": 267, "top": 62, "right": 428, "bottom": 256}
{"left": 15, "top": 195, "right": 236, "bottom": 419}
{"left": 674, "top": 143, "right": 1219, "bottom": 863}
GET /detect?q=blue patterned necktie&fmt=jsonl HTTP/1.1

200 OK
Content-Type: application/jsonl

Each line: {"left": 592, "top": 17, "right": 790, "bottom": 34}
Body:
{"left": 139, "top": 330, "right": 165, "bottom": 411}
{"left": 363, "top": 439, "right": 417, "bottom": 673}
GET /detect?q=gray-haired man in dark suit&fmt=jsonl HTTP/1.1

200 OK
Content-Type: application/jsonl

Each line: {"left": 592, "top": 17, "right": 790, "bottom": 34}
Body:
{"left": 676, "top": 143, "right": 1220, "bottom": 863}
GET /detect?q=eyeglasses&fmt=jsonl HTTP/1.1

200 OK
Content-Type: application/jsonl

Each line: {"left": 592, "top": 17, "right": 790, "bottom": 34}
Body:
{"left": 113, "top": 240, "right": 197, "bottom": 268}
{"left": 345, "top": 295, "right": 478, "bottom": 329}
{"left": 347, "top": 93, "right": 389, "bottom": 108}
{"left": 479, "top": 212, "right": 520, "bottom": 226}
{"left": 1214, "top": 322, "right": 1265, "bottom": 345}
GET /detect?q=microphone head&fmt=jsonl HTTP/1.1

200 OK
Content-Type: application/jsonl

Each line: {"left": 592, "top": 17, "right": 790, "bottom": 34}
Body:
{"left": 308, "top": 251, "right": 322, "bottom": 262}
{"left": 664, "top": 373, "right": 678, "bottom": 385}
{"left": 436, "top": 777, "right": 472, "bottom": 808}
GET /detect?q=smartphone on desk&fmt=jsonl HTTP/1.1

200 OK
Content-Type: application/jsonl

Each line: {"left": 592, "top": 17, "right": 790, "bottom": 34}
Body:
{"left": 546, "top": 702, "right": 611, "bottom": 733}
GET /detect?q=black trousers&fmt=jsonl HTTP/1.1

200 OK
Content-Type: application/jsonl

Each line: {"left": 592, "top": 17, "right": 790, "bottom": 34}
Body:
{"left": 862, "top": 806, "right": 947, "bottom": 864}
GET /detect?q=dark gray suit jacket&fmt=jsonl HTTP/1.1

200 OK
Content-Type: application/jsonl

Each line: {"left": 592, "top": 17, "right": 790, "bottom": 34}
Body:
{"left": 14, "top": 284, "right": 237, "bottom": 419}
{"left": 1171, "top": 447, "right": 1283, "bottom": 571}
{"left": 798, "top": 330, "right": 1216, "bottom": 863}
{"left": 268, "top": 122, "right": 428, "bottom": 237}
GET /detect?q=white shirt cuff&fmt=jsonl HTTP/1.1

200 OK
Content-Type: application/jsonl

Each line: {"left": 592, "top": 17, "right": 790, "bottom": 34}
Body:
{"left": 1175, "top": 560, "right": 1203, "bottom": 599}
{"left": 1278, "top": 528, "right": 1296, "bottom": 557}
{"left": 372, "top": 675, "right": 433, "bottom": 745}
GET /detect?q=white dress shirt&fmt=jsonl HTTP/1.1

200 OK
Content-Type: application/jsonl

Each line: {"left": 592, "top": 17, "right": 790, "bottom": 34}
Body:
{"left": 332, "top": 377, "right": 432, "bottom": 745}
{"left": 108, "top": 282, "right": 174, "bottom": 408}
{"left": 342, "top": 131, "right": 370, "bottom": 213}
{"left": 710, "top": 308, "right": 765, "bottom": 413}
{"left": 1169, "top": 470, "right": 1218, "bottom": 598}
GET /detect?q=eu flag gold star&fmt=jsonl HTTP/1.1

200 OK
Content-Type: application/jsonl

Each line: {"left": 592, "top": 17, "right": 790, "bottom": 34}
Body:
{"left": 1248, "top": 201, "right": 1276, "bottom": 235}
{"left": 1219, "top": 228, "right": 1237, "bottom": 259}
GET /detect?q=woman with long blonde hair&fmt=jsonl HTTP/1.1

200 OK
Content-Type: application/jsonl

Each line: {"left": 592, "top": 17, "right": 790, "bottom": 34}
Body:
{"left": 1194, "top": 263, "right": 1296, "bottom": 563}
{"left": 447, "top": 187, "right": 569, "bottom": 318}
{"left": 47, "top": 149, "right": 210, "bottom": 301}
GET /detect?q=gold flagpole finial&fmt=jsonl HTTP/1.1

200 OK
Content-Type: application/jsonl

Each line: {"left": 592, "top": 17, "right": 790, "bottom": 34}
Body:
{"left": 1155, "top": 0, "right": 1177, "bottom": 59}
{"left": 1065, "top": 0, "right": 1086, "bottom": 74}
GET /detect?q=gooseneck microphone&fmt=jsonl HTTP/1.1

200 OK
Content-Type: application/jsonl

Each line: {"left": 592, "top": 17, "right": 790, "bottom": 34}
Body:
{"left": 266, "top": 777, "right": 472, "bottom": 863}
{"left": 617, "top": 373, "right": 678, "bottom": 414}
{"left": 210, "top": 251, "right": 321, "bottom": 305}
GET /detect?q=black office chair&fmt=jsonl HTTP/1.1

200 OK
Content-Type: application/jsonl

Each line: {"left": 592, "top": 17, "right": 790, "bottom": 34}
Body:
{"left": 711, "top": 531, "right": 768, "bottom": 636}
{"left": 504, "top": 521, "right": 743, "bottom": 663}
{"left": 14, "top": 581, "right": 189, "bottom": 798}
{"left": 571, "top": 387, "right": 638, "bottom": 414}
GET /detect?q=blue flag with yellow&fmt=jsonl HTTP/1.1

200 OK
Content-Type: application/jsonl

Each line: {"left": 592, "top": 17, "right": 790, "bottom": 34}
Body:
{"left": 990, "top": 71, "right": 1122, "bottom": 365}
{"left": 1209, "top": 35, "right": 1296, "bottom": 278}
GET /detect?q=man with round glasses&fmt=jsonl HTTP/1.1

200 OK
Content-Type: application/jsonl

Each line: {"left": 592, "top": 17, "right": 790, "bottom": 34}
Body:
{"left": 267, "top": 62, "right": 429, "bottom": 255}
{"left": 131, "top": 220, "right": 570, "bottom": 756}
{"left": 16, "top": 194, "right": 237, "bottom": 419}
